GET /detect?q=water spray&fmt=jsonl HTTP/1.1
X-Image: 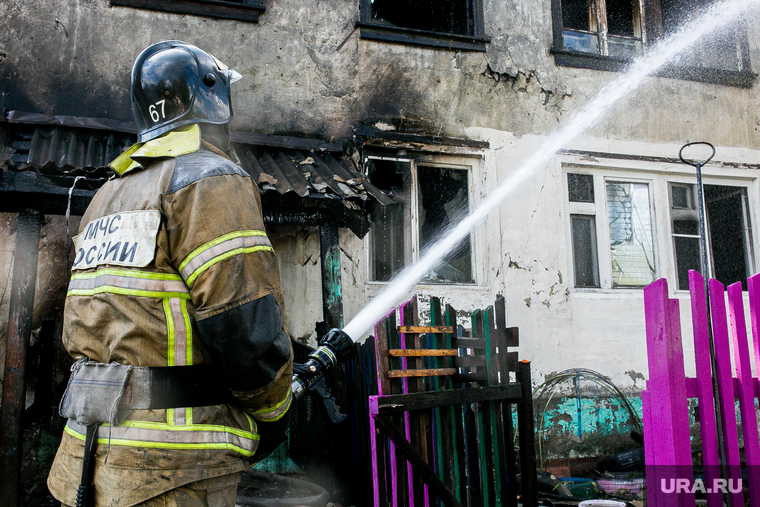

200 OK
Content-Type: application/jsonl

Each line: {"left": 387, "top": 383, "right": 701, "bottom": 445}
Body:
{"left": 292, "top": 0, "right": 760, "bottom": 399}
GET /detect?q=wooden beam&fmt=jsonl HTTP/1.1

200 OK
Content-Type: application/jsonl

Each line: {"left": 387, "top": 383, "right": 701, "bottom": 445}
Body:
{"left": 387, "top": 368, "right": 457, "bottom": 378}
{"left": 0, "top": 209, "right": 42, "bottom": 507}
{"left": 373, "top": 414, "right": 463, "bottom": 507}
{"left": 388, "top": 349, "right": 458, "bottom": 357}
{"left": 398, "top": 325, "right": 454, "bottom": 334}
{"left": 517, "top": 360, "right": 539, "bottom": 507}
{"left": 319, "top": 219, "right": 343, "bottom": 330}
{"left": 0, "top": 171, "right": 95, "bottom": 215}
{"left": 109, "top": 0, "right": 264, "bottom": 22}
{"left": 375, "top": 384, "right": 523, "bottom": 414}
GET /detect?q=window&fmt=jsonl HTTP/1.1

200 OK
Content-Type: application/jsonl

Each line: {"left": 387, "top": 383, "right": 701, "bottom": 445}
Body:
{"left": 670, "top": 183, "right": 754, "bottom": 290}
{"left": 567, "top": 173, "right": 657, "bottom": 288}
{"left": 560, "top": 0, "right": 643, "bottom": 58}
{"left": 366, "top": 156, "right": 474, "bottom": 284}
{"left": 551, "top": 0, "right": 753, "bottom": 86}
{"left": 358, "top": 0, "right": 488, "bottom": 51}
{"left": 567, "top": 170, "right": 756, "bottom": 291}
{"left": 109, "top": 0, "right": 264, "bottom": 23}
{"left": 606, "top": 181, "right": 656, "bottom": 286}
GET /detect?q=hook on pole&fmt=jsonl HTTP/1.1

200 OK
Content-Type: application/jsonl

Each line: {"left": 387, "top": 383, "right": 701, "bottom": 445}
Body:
{"left": 679, "top": 141, "right": 715, "bottom": 168}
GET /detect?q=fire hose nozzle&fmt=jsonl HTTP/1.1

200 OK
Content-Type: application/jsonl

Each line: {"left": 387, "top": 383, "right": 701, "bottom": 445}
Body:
{"left": 291, "top": 328, "right": 354, "bottom": 400}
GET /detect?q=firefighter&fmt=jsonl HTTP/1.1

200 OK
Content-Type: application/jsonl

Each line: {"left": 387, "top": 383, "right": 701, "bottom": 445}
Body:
{"left": 47, "top": 41, "right": 293, "bottom": 506}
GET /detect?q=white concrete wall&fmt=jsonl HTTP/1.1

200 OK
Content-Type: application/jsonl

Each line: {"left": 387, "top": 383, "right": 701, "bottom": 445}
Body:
{"left": 338, "top": 131, "right": 760, "bottom": 393}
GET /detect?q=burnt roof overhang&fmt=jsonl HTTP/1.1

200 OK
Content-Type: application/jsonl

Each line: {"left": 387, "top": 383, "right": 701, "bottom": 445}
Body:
{"left": 2, "top": 111, "right": 391, "bottom": 237}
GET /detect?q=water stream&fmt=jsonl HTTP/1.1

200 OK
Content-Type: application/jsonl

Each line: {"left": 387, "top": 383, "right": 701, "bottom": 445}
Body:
{"left": 342, "top": 0, "right": 760, "bottom": 341}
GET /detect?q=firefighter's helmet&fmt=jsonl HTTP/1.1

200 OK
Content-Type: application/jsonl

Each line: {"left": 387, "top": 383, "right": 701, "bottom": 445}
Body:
{"left": 131, "top": 41, "right": 242, "bottom": 142}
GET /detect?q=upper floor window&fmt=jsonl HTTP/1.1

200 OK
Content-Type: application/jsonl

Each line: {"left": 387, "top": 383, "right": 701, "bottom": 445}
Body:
{"left": 561, "top": 0, "right": 643, "bottom": 58}
{"left": 365, "top": 155, "right": 475, "bottom": 284}
{"left": 358, "top": 0, "right": 488, "bottom": 51}
{"left": 551, "top": 0, "right": 754, "bottom": 86}
{"left": 566, "top": 170, "right": 756, "bottom": 291}
{"left": 109, "top": 0, "right": 264, "bottom": 23}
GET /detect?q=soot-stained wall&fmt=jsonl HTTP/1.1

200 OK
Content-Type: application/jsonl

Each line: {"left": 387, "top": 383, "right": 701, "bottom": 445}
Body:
{"left": 4, "top": 0, "right": 760, "bottom": 144}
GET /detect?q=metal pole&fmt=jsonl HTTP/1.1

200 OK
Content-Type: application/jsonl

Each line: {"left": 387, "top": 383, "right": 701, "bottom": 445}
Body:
{"left": 679, "top": 142, "right": 730, "bottom": 505}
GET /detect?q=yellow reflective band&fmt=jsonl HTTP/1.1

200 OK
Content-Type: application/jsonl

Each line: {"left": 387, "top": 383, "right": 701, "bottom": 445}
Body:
{"left": 186, "top": 246, "right": 274, "bottom": 286}
{"left": 182, "top": 299, "right": 193, "bottom": 366}
{"left": 67, "top": 268, "right": 191, "bottom": 299}
{"left": 66, "top": 411, "right": 259, "bottom": 456}
{"left": 118, "top": 418, "right": 256, "bottom": 437}
{"left": 71, "top": 268, "right": 185, "bottom": 281}
{"left": 67, "top": 287, "right": 191, "bottom": 299}
{"left": 250, "top": 391, "right": 292, "bottom": 423}
{"left": 110, "top": 125, "right": 201, "bottom": 176}
{"left": 64, "top": 425, "right": 258, "bottom": 456}
{"left": 179, "top": 230, "right": 269, "bottom": 273}
{"left": 164, "top": 298, "right": 176, "bottom": 368}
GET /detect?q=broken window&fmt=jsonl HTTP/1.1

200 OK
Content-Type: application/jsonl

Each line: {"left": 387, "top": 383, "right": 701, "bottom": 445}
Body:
{"left": 367, "top": 157, "right": 474, "bottom": 284}
{"left": 567, "top": 173, "right": 655, "bottom": 288}
{"left": 358, "top": 0, "right": 487, "bottom": 51}
{"left": 109, "top": 0, "right": 264, "bottom": 23}
{"left": 606, "top": 181, "right": 656, "bottom": 287}
{"left": 670, "top": 183, "right": 754, "bottom": 290}
{"left": 552, "top": 0, "right": 752, "bottom": 84}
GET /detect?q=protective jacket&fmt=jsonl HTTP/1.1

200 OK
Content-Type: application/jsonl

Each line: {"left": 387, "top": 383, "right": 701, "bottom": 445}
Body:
{"left": 47, "top": 124, "right": 293, "bottom": 506}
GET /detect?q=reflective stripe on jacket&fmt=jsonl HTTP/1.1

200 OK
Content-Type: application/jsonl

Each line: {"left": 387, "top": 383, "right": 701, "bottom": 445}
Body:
{"left": 47, "top": 125, "right": 293, "bottom": 507}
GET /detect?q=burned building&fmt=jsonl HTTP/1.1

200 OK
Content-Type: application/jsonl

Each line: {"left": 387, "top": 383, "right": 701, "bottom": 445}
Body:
{"left": 2, "top": 0, "right": 760, "bottom": 502}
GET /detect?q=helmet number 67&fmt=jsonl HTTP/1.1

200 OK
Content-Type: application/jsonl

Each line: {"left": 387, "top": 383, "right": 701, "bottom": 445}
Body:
{"left": 149, "top": 100, "right": 166, "bottom": 123}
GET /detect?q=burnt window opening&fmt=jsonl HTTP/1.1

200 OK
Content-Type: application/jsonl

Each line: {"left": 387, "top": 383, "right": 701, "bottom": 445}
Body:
{"left": 418, "top": 165, "right": 473, "bottom": 283}
{"left": 366, "top": 157, "right": 474, "bottom": 284}
{"left": 368, "top": 159, "right": 410, "bottom": 282}
{"left": 551, "top": 0, "right": 754, "bottom": 86}
{"left": 369, "top": 0, "right": 471, "bottom": 37}
{"left": 670, "top": 183, "right": 754, "bottom": 291}
{"left": 358, "top": 0, "right": 488, "bottom": 51}
{"left": 109, "top": 0, "right": 265, "bottom": 23}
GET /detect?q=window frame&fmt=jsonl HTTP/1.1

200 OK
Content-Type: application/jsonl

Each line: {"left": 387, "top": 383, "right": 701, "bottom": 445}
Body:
{"left": 550, "top": 0, "right": 756, "bottom": 87}
{"left": 109, "top": 0, "right": 265, "bottom": 23}
{"left": 363, "top": 152, "right": 483, "bottom": 287}
{"left": 357, "top": 0, "right": 489, "bottom": 52}
{"left": 666, "top": 178, "right": 756, "bottom": 290}
{"left": 565, "top": 164, "right": 758, "bottom": 292}
{"left": 567, "top": 172, "right": 658, "bottom": 289}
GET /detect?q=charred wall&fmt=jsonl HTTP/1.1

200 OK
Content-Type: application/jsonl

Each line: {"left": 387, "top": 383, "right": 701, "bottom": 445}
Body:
{"left": 2, "top": 0, "right": 759, "bottom": 147}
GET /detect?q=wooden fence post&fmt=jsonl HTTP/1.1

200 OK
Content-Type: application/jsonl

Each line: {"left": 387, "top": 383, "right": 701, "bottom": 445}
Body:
{"left": 0, "top": 209, "right": 42, "bottom": 507}
{"left": 643, "top": 278, "right": 694, "bottom": 507}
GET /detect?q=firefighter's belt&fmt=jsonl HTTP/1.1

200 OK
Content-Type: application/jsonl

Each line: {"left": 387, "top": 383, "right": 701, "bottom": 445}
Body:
{"left": 60, "top": 359, "right": 232, "bottom": 426}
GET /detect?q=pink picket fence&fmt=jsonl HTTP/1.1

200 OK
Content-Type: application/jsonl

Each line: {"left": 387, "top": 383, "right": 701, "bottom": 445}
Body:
{"left": 642, "top": 270, "right": 760, "bottom": 506}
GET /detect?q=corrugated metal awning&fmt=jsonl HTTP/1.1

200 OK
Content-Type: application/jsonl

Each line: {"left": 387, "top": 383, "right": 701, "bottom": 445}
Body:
{"left": 3, "top": 111, "right": 390, "bottom": 235}
{"left": 234, "top": 142, "right": 392, "bottom": 205}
